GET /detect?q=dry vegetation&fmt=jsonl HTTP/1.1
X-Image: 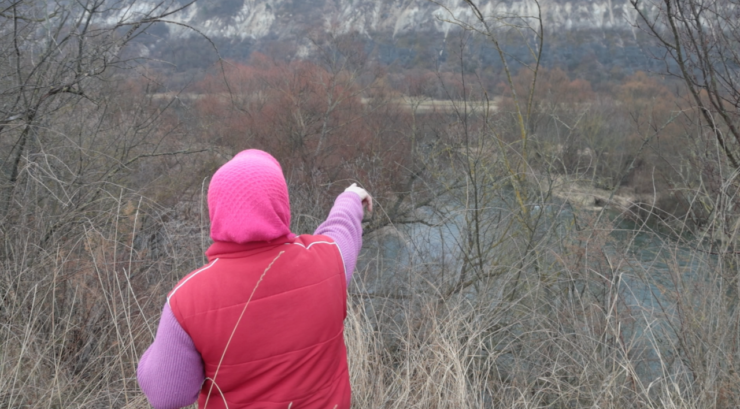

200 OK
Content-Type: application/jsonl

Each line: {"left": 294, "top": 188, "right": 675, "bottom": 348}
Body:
{"left": 2, "top": 0, "right": 740, "bottom": 408}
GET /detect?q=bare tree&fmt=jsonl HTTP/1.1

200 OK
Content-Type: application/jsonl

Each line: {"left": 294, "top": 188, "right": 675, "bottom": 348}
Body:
{"left": 0, "top": 0, "right": 211, "bottom": 261}
{"left": 0, "top": 0, "right": 196, "bottom": 220}
{"left": 631, "top": 0, "right": 740, "bottom": 168}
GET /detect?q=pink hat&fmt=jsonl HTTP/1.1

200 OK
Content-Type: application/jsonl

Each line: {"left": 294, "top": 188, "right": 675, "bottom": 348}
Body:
{"left": 208, "top": 150, "right": 292, "bottom": 243}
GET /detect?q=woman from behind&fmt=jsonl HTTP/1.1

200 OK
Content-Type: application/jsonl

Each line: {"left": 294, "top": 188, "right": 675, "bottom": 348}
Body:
{"left": 137, "top": 149, "right": 371, "bottom": 409}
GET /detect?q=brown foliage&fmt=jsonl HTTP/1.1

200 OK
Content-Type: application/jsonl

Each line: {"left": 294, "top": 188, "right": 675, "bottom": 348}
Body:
{"left": 191, "top": 54, "right": 428, "bottom": 231}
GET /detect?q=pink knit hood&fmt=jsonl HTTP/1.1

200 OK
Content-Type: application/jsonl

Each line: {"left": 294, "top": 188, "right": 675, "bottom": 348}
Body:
{"left": 208, "top": 150, "right": 292, "bottom": 244}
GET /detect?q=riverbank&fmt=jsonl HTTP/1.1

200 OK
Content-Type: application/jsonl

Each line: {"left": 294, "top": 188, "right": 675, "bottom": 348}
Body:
{"left": 545, "top": 175, "right": 655, "bottom": 215}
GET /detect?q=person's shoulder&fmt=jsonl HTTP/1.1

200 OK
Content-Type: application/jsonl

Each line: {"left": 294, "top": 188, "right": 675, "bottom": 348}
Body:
{"left": 287, "top": 234, "right": 346, "bottom": 283}
{"left": 286, "top": 235, "right": 343, "bottom": 267}
{"left": 167, "top": 259, "right": 221, "bottom": 303}
{"left": 290, "top": 234, "right": 337, "bottom": 248}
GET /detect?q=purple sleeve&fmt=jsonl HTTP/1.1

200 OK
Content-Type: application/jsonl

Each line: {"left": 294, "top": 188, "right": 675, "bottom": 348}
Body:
{"left": 137, "top": 304, "right": 204, "bottom": 409}
{"left": 314, "top": 191, "right": 364, "bottom": 283}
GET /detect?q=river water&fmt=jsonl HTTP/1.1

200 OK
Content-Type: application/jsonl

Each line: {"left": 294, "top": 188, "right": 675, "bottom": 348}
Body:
{"left": 357, "top": 197, "right": 719, "bottom": 382}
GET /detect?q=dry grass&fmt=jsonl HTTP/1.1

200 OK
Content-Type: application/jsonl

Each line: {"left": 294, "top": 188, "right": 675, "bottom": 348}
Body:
{"left": 2, "top": 188, "right": 740, "bottom": 408}
{"left": 2, "top": 175, "right": 740, "bottom": 409}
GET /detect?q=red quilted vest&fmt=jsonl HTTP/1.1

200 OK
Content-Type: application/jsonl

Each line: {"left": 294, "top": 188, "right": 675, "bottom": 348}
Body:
{"left": 168, "top": 234, "right": 351, "bottom": 409}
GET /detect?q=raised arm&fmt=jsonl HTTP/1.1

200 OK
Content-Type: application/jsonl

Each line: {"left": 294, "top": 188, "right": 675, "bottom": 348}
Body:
{"left": 314, "top": 185, "right": 371, "bottom": 283}
{"left": 137, "top": 304, "right": 204, "bottom": 409}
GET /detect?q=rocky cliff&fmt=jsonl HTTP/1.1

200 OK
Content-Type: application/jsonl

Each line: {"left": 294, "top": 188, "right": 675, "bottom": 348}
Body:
{"left": 163, "top": 0, "right": 638, "bottom": 40}
{"left": 134, "top": 0, "right": 654, "bottom": 73}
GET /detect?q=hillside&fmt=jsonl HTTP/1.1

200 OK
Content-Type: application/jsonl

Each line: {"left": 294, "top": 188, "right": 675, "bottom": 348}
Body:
{"left": 131, "top": 0, "right": 659, "bottom": 73}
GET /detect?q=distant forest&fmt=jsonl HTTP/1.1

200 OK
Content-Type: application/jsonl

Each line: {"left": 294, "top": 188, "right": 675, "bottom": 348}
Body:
{"left": 136, "top": 26, "right": 670, "bottom": 89}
